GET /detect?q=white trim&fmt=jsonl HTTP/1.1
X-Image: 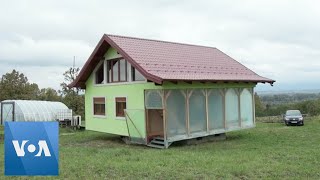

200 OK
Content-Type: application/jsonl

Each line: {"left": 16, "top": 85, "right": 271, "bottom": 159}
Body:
{"left": 115, "top": 116, "right": 126, "bottom": 120}
{"left": 93, "top": 115, "right": 107, "bottom": 118}
{"left": 94, "top": 80, "right": 148, "bottom": 87}
{"left": 91, "top": 57, "right": 148, "bottom": 86}
{"left": 92, "top": 97, "right": 106, "bottom": 117}
{"left": 104, "top": 58, "right": 108, "bottom": 84}
{"left": 114, "top": 96, "right": 128, "bottom": 119}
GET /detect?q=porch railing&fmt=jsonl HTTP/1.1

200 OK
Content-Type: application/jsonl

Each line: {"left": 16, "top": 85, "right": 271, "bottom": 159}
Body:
{"left": 124, "top": 109, "right": 147, "bottom": 145}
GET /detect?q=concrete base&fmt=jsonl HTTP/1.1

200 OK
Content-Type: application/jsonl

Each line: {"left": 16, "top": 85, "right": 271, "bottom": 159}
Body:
{"left": 182, "top": 133, "right": 226, "bottom": 145}
{"left": 120, "top": 136, "right": 132, "bottom": 145}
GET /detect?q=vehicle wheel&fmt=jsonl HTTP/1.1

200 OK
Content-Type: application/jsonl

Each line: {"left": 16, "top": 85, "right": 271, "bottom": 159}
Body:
{"left": 285, "top": 122, "right": 289, "bottom": 126}
{"left": 300, "top": 121, "right": 304, "bottom": 126}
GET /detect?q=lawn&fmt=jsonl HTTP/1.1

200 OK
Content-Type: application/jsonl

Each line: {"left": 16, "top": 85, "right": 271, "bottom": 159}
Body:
{"left": 1, "top": 118, "right": 320, "bottom": 179}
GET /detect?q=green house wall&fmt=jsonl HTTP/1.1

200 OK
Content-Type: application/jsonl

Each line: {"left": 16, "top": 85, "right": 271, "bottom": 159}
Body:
{"left": 85, "top": 73, "right": 256, "bottom": 137}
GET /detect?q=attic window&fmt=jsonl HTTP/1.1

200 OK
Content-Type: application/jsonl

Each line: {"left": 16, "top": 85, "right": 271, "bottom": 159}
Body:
{"left": 107, "top": 58, "right": 128, "bottom": 83}
{"left": 131, "top": 67, "right": 145, "bottom": 81}
{"left": 95, "top": 63, "right": 104, "bottom": 84}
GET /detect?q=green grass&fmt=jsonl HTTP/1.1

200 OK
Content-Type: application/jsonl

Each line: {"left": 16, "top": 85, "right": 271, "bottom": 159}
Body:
{"left": 1, "top": 118, "right": 320, "bottom": 179}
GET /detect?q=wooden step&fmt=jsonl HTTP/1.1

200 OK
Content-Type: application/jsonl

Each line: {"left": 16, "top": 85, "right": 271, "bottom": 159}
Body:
{"left": 147, "top": 143, "right": 165, "bottom": 149}
{"left": 153, "top": 137, "right": 164, "bottom": 141}
{"left": 151, "top": 139, "right": 165, "bottom": 145}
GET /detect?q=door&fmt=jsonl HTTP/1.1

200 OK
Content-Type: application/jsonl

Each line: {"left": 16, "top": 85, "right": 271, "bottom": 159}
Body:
{"left": 146, "top": 109, "right": 164, "bottom": 142}
{"left": 1, "top": 102, "right": 15, "bottom": 124}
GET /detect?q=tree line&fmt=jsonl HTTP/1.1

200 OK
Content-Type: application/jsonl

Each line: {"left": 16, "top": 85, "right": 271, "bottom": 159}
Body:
{"left": 2, "top": 69, "right": 319, "bottom": 119}
{"left": 259, "top": 93, "right": 320, "bottom": 105}
{"left": 255, "top": 93, "right": 320, "bottom": 117}
{"left": 0, "top": 69, "right": 84, "bottom": 119}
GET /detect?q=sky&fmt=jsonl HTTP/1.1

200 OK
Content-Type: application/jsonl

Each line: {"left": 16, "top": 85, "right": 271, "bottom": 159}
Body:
{"left": 0, "top": 0, "right": 319, "bottom": 92}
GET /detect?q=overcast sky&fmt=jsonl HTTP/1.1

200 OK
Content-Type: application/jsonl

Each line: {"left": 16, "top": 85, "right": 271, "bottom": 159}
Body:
{"left": 0, "top": 0, "right": 319, "bottom": 92}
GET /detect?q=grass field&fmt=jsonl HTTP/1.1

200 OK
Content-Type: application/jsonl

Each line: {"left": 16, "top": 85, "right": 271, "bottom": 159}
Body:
{"left": 1, "top": 118, "right": 320, "bottom": 179}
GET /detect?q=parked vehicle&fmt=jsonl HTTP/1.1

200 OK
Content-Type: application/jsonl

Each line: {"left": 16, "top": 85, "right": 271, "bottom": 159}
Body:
{"left": 283, "top": 110, "right": 304, "bottom": 126}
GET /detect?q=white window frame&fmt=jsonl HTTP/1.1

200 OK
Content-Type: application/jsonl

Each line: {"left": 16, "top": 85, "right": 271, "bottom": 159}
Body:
{"left": 114, "top": 96, "right": 127, "bottom": 120}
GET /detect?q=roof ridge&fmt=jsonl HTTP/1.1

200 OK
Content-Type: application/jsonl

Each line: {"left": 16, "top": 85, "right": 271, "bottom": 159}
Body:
{"left": 104, "top": 33, "right": 217, "bottom": 50}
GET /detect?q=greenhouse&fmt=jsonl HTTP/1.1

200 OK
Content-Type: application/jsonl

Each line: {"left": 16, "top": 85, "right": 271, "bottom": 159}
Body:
{"left": 0, "top": 100, "right": 72, "bottom": 125}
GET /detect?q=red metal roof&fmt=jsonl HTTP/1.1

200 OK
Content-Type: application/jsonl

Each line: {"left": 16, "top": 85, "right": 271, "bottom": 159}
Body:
{"left": 71, "top": 34, "right": 275, "bottom": 88}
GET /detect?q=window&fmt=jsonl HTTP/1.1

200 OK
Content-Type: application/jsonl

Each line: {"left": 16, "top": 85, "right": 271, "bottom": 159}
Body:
{"left": 225, "top": 89, "right": 239, "bottom": 128}
{"left": 208, "top": 89, "right": 224, "bottom": 130}
{"left": 107, "top": 59, "right": 127, "bottom": 83}
{"left": 95, "top": 63, "right": 104, "bottom": 84}
{"left": 131, "top": 67, "right": 145, "bottom": 81}
{"left": 240, "top": 89, "right": 253, "bottom": 127}
{"left": 115, "top": 97, "right": 126, "bottom": 117}
{"left": 93, "top": 97, "right": 105, "bottom": 116}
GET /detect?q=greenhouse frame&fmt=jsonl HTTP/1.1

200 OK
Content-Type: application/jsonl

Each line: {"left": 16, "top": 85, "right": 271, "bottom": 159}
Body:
{"left": 0, "top": 100, "right": 72, "bottom": 125}
{"left": 70, "top": 34, "right": 275, "bottom": 148}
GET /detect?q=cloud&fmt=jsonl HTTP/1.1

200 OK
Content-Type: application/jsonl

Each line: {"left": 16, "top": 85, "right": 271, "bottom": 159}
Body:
{"left": 0, "top": 0, "right": 319, "bottom": 91}
{"left": 0, "top": 34, "right": 91, "bottom": 66}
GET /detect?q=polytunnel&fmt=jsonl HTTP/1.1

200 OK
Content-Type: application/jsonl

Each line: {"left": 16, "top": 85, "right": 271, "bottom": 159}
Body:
{"left": 0, "top": 100, "right": 72, "bottom": 125}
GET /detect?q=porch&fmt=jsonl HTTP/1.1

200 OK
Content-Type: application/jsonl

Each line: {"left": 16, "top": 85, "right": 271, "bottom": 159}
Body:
{"left": 125, "top": 88, "right": 255, "bottom": 148}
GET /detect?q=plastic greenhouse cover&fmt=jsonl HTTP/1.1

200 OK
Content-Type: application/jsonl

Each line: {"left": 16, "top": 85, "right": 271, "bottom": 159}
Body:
{"left": 1, "top": 100, "right": 69, "bottom": 122}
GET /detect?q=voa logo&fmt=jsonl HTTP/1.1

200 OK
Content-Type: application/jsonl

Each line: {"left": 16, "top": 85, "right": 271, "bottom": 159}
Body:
{"left": 12, "top": 140, "right": 51, "bottom": 157}
{"left": 5, "top": 122, "right": 59, "bottom": 176}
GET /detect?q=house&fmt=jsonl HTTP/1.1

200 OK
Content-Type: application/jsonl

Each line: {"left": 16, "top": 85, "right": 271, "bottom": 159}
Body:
{"left": 70, "top": 34, "right": 274, "bottom": 148}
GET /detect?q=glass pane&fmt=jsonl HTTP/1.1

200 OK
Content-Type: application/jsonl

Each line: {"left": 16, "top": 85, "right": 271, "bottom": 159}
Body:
{"left": 127, "top": 63, "right": 130, "bottom": 81}
{"left": 225, "top": 89, "right": 239, "bottom": 128}
{"left": 119, "top": 59, "right": 126, "bottom": 81}
{"left": 132, "top": 67, "right": 145, "bottom": 81}
{"left": 145, "top": 90, "right": 163, "bottom": 109}
{"left": 108, "top": 61, "right": 112, "bottom": 83}
{"left": 116, "top": 101, "right": 126, "bottom": 117}
{"left": 166, "top": 90, "right": 187, "bottom": 138}
{"left": 208, "top": 89, "right": 224, "bottom": 130}
{"left": 240, "top": 89, "right": 253, "bottom": 127}
{"left": 95, "top": 63, "right": 104, "bottom": 84}
{"left": 189, "top": 90, "right": 207, "bottom": 133}
{"left": 112, "top": 60, "right": 119, "bottom": 82}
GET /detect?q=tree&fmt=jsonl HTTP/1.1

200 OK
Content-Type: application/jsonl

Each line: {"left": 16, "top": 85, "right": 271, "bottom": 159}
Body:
{"left": 60, "top": 67, "right": 84, "bottom": 119}
{"left": 255, "top": 93, "right": 265, "bottom": 117}
{"left": 38, "top": 88, "right": 62, "bottom": 101}
{"left": 60, "top": 67, "right": 81, "bottom": 95}
{"left": 0, "top": 69, "right": 39, "bottom": 101}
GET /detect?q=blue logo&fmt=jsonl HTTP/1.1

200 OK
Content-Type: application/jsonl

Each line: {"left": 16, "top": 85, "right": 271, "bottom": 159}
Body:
{"left": 4, "top": 122, "right": 59, "bottom": 176}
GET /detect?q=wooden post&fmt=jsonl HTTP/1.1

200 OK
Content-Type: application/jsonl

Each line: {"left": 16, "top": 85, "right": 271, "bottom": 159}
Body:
{"left": 124, "top": 110, "right": 131, "bottom": 141}
{"left": 222, "top": 89, "right": 227, "bottom": 130}
{"left": 252, "top": 88, "right": 256, "bottom": 125}
{"left": 186, "top": 90, "right": 191, "bottom": 137}
{"left": 146, "top": 109, "right": 149, "bottom": 142}
{"left": 205, "top": 89, "right": 209, "bottom": 133}
{"left": 163, "top": 90, "right": 168, "bottom": 148}
{"left": 238, "top": 89, "right": 242, "bottom": 128}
